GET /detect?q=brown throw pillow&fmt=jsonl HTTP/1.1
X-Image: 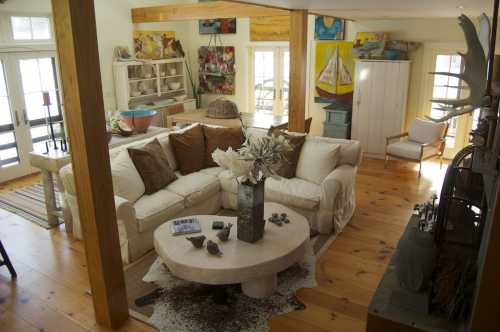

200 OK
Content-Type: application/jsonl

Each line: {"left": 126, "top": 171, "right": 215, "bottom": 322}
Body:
{"left": 271, "top": 130, "right": 306, "bottom": 178}
{"left": 128, "top": 139, "right": 177, "bottom": 195}
{"left": 169, "top": 124, "right": 206, "bottom": 175}
{"left": 203, "top": 126, "right": 245, "bottom": 167}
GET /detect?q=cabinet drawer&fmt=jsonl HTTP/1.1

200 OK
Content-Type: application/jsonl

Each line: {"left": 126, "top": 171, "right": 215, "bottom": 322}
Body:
{"left": 323, "top": 122, "right": 351, "bottom": 139}
{"left": 325, "top": 110, "right": 351, "bottom": 125}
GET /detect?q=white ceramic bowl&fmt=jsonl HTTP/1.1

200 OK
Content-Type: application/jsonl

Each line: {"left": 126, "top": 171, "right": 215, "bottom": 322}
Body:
{"left": 168, "top": 82, "right": 181, "bottom": 90}
{"left": 144, "top": 73, "right": 152, "bottom": 79}
{"left": 175, "top": 94, "right": 187, "bottom": 102}
{"left": 130, "top": 90, "right": 141, "bottom": 97}
{"left": 169, "top": 68, "right": 177, "bottom": 76}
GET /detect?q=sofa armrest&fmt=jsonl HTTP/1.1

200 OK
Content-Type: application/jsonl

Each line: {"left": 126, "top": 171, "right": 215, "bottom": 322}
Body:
{"left": 318, "top": 165, "right": 357, "bottom": 234}
{"left": 114, "top": 195, "right": 138, "bottom": 239}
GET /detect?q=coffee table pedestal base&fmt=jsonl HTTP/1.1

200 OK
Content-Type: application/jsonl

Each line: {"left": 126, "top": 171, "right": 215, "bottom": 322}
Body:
{"left": 242, "top": 274, "right": 277, "bottom": 298}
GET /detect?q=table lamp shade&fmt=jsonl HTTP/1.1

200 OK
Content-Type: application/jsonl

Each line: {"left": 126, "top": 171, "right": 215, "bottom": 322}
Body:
{"left": 42, "top": 91, "right": 51, "bottom": 106}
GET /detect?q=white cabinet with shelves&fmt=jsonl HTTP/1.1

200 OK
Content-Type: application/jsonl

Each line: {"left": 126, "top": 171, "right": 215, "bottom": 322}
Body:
{"left": 113, "top": 58, "right": 192, "bottom": 111}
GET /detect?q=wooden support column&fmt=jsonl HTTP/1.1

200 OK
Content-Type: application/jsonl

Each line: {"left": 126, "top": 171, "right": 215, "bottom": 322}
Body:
{"left": 51, "top": 0, "right": 129, "bottom": 328}
{"left": 288, "top": 10, "right": 308, "bottom": 133}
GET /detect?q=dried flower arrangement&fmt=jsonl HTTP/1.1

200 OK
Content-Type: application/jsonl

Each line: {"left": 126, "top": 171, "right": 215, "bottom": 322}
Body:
{"left": 212, "top": 134, "right": 292, "bottom": 184}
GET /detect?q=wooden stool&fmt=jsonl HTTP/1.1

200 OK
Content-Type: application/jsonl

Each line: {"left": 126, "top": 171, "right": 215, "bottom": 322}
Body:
{"left": 0, "top": 240, "right": 16, "bottom": 278}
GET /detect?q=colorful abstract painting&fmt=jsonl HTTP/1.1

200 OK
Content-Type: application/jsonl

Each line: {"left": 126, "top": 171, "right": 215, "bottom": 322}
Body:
{"left": 198, "top": 46, "right": 235, "bottom": 95}
{"left": 133, "top": 31, "right": 176, "bottom": 59}
{"left": 314, "top": 16, "right": 345, "bottom": 40}
{"left": 352, "top": 32, "right": 388, "bottom": 58}
{"left": 250, "top": 16, "right": 290, "bottom": 41}
{"left": 314, "top": 41, "right": 355, "bottom": 107}
{"left": 199, "top": 18, "right": 237, "bottom": 34}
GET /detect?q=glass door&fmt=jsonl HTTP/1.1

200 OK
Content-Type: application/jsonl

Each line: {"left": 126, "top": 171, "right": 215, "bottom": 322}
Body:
{"left": 0, "top": 52, "right": 62, "bottom": 183}
{"left": 251, "top": 47, "right": 289, "bottom": 116}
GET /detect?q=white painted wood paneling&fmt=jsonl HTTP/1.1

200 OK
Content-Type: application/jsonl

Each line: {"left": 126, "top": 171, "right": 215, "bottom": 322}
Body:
{"left": 352, "top": 60, "right": 411, "bottom": 159}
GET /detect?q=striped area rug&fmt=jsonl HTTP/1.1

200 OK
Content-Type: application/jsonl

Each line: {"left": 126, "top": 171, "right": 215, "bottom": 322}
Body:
{"left": 0, "top": 183, "right": 63, "bottom": 229}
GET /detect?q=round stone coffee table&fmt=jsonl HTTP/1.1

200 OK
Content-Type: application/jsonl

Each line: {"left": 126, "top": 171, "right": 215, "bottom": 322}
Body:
{"left": 154, "top": 202, "right": 310, "bottom": 298}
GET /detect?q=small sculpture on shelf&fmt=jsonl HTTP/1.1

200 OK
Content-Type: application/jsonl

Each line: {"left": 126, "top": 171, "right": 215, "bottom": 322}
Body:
{"left": 186, "top": 235, "right": 206, "bottom": 249}
{"left": 216, "top": 223, "right": 232, "bottom": 242}
{"left": 207, "top": 240, "right": 222, "bottom": 256}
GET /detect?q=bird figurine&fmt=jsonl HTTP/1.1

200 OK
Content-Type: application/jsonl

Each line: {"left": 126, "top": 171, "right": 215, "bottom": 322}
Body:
{"left": 206, "top": 240, "right": 223, "bottom": 256}
{"left": 186, "top": 235, "right": 206, "bottom": 248}
{"left": 216, "top": 223, "right": 233, "bottom": 242}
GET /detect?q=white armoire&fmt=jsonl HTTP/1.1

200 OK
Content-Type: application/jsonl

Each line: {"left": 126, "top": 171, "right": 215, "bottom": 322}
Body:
{"left": 351, "top": 60, "right": 411, "bottom": 159}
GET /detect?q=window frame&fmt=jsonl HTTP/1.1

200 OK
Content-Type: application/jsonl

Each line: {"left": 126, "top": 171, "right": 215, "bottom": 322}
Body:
{"left": 0, "top": 12, "right": 54, "bottom": 45}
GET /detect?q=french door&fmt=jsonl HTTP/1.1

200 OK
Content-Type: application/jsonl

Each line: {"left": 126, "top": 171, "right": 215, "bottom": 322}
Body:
{"left": 0, "top": 51, "right": 63, "bottom": 182}
{"left": 250, "top": 46, "right": 289, "bottom": 116}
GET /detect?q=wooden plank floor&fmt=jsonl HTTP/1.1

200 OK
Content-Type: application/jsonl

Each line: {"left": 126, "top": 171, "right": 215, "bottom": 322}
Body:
{"left": 0, "top": 158, "right": 446, "bottom": 331}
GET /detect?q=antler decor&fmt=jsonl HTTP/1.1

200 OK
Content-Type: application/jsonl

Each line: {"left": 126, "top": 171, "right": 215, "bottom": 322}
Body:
{"left": 426, "top": 15, "right": 489, "bottom": 123}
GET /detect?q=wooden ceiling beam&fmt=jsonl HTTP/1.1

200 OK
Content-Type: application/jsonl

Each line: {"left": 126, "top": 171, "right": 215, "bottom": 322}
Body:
{"left": 131, "top": 0, "right": 290, "bottom": 23}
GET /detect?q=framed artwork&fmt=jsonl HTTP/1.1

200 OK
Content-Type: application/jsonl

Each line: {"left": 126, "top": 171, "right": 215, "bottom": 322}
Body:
{"left": 250, "top": 16, "right": 290, "bottom": 41}
{"left": 133, "top": 30, "right": 176, "bottom": 59}
{"left": 352, "top": 32, "right": 388, "bottom": 58}
{"left": 314, "top": 41, "right": 355, "bottom": 107}
{"left": 198, "top": 46, "right": 235, "bottom": 95}
{"left": 199, "top": 18, "right": 237, "bottom": 34}
{"left": 315, "top": 16, "right": 345, "bottom": 40}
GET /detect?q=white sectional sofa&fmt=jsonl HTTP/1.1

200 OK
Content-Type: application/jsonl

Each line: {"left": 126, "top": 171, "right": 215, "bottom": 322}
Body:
{"left": 60, "top": 124, "right": 361, "bottom": 263}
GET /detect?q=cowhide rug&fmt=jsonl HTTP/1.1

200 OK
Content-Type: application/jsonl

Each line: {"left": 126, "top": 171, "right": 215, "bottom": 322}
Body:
{"left": 140, "top": 242, "right": 316, "bottom": 332}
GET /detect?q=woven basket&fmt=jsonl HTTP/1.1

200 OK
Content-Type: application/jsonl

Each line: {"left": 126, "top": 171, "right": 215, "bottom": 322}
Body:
{"left": 207, "top": 98, "right": 239, "bottom": 119}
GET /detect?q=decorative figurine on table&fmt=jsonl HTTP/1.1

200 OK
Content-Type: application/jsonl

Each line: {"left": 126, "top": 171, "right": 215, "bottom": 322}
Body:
{"left": 216, "top": 223, "right": 232, "bottom": 242}
{"left": 413, "top": 193, "right": 440, "bottom": 233}
{"left": 268, "top": 212, "right": 290, "bottom": 226}
{"left": 186, "top": 235, "right": 206, "bottom": 248}
{"left": 42, "top": 91, "right": 68, "bottom": 153}
{"left": 207, "top": 240, "right": 222, "bottom": 256}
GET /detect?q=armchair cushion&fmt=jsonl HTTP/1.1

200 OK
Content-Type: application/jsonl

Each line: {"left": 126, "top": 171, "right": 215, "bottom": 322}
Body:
{"left": 387, "top": 140, "right": 439, "bottom": 160}
{"left": 166, "top": 172, "right": 220, "bottom": 207}
{"left": 296, "top": 138, "right": 340, "bottom": 185}
{"left": 265, "top": 177, "right": 320, "bottom": 210}
{"left": 408, "top": 118, "right": 446, "bottom": 144}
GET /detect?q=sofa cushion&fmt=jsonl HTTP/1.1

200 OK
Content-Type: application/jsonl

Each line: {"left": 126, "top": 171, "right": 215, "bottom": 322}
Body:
{"left": 110, "top": 150, "right": 145, "bottom": 203}
{"left": 409, "top": 118, "right": 446, "bottom": 144}
{"left": 296, "top": 138, "right": 341, "bottom": 185}
{"left": 265, "top": 177, "right": 320, "bottom": 210}
{"left": 128, "top": 139, "right": 177, "bottom": 195}
{"left": 200, "top": 166, "right": 225, "bottom": 177}
{"left": 169, "top": 124, "right": 206, "bottom": 175}
{"left": 134, "top": 190, "right": 184, "bottom": 233}
{"left": 157, "top": 135, "right": 179, "bottom": 171}
{"left": 167, "top": 172, "right": 220, "bottom": 207}
{"left": 203, "top": 126, "right": 245, "bottom": 167}
{"left": 387, "top": 140, "right": 439, "bottom": 160}
{"left": 270, "top": 130, "right": 306, "bottom": 178}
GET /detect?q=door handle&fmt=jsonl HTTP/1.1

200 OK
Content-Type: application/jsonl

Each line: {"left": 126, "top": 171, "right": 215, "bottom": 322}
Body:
{"left": 279, "top": 89, "right": 283, "bottom": 100}
{"left": 22, "top": 108, "right": 29, "bottom": 125}
{"left": 14, "top": 111, "right": 20, "bottom": 127}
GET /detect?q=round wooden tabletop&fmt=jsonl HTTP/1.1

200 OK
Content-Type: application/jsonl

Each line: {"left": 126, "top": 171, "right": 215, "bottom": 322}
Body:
{"left": 154, "top": 202, "right": 310, "bottom": 285}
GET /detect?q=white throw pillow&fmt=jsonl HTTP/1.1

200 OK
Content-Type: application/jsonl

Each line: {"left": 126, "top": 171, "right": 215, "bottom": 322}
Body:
{"left": 296, "top": 138, "right": 341, "bottom": 185}
{"left": 408, "top": 118, "right": 445, "bottom": 144}
{"left": 110, "top": 150, "right": 145, "bottom": 202}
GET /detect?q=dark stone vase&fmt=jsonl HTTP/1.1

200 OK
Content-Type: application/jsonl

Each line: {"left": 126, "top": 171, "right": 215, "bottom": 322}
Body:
{"left": 237, "top": 180, "right": 265, "bottom": 243}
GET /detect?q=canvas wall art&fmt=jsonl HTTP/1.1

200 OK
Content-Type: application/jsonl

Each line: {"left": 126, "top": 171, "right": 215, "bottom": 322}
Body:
{"left": 198, "top": 46, "right": 235, "bottom": 95}
{"left": 314, "top": 16, "right": 345, "bottom": 40}
{"left": 250, "top": 16, "right": 290, "bottom": 41}
{"left": 133, "top": 30, "right": 176, "bottom": 59}
{"left": 352, "top": 32, "right": 388, "bottom": 58}
{"left": 199, "top": 18, "right": 237, "bottom": 34}
{"left": 314, "top": 41, "right": 355, "bottom": 107}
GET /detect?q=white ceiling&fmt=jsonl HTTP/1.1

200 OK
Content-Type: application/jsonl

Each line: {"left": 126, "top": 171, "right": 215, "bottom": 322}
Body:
{"left": 236, "top": 0, "right": 494, "bottom": 19}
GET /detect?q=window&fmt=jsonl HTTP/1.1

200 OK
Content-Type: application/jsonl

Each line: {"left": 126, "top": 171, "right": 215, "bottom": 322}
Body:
{"left": 0, "top": 61, "right": 20, "bottom": 167}
{"left": 430, "top": 54, "right": 464, "bottom": 149}
{"left": 250, "top": 47, "right": 289, "bottom": 116}
{"left": 11, "top": 16, "right": 51, "bottom": 41}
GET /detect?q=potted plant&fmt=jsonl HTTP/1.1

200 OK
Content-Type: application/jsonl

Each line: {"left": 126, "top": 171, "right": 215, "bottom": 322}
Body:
{"left": 212, "top": 134, "right": 291, "bottom": 243}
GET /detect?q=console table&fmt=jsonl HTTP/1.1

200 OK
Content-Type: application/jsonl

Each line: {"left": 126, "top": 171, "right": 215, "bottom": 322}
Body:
{"left": 29, "top": 126, "right": 170, "bottom": 234}
{"left": 170, "top": 109, "right": 288, "bottom": 129}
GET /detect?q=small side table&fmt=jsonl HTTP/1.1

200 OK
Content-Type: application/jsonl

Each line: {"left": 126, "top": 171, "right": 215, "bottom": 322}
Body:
{"left": 0, "top": 240, "right": 17, "bottom": 278}
{"left": 29, "top": 149, "right": 72, "bottom": 231}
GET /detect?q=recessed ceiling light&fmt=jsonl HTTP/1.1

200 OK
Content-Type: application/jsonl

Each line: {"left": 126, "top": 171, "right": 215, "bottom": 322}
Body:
{"left": 457, "top": 5, "right": 464, "bottom": 9}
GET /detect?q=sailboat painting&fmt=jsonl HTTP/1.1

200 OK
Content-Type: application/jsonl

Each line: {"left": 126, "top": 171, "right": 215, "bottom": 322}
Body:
{"left": 315, "top": 41, "right": 355, "bottom": 105}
